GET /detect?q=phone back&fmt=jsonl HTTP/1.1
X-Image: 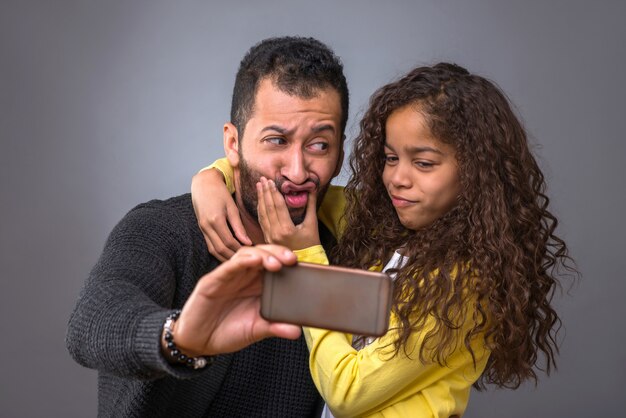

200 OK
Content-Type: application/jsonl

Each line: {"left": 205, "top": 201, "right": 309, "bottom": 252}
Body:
{"left": 261, "top": 262, "right": 393, "bottom": 336}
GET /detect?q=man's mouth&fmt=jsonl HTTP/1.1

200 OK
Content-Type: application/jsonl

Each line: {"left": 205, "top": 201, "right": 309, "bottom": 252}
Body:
{"left": 280, "top": 182, "right": 317, "bottom": 209}
{"left": 283, "top": 191, "right": 309, "bottom": 208}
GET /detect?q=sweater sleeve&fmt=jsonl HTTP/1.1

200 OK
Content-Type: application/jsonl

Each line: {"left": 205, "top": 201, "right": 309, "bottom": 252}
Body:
{"left": 66, "top": 202, "right": 207, "bottom": 380}
{"left": 302, "top": 308, "right": 490, "bottom": 417}
{"left": 199, "top": 159, "right": 347, "bottom": 238}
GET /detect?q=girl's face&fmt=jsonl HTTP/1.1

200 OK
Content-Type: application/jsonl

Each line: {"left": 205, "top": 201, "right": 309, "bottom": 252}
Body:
{"left": 382, "top": 105, "right": 460, "bottom": 231}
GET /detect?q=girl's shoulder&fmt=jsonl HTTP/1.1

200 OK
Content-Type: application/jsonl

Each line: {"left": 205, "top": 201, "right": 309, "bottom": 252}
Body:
{"left": 318, "top": 185, "right": 347, "bottom": 238}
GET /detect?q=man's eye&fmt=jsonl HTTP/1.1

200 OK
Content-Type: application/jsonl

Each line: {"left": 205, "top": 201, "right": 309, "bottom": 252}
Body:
{"left": 266, "top": 137, "right": 286, "bottom": 145}
{"left": 308, "top": 142, "right": 329, "bottom": 152}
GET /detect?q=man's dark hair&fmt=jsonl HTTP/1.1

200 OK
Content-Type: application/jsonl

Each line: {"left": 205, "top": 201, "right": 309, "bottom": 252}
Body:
{"left": 230, "top": 36, "right": 349, "bottom": 138}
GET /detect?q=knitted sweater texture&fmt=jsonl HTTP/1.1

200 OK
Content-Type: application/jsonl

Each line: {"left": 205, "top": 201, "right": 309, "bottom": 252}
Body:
{"left": 67, "top": 194, "right": 333, "bottom": 417}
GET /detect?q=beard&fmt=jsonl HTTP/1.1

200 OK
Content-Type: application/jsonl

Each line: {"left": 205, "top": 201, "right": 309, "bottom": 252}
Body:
{"left": 238, "top": 156, "right": 329, "bottom": 226}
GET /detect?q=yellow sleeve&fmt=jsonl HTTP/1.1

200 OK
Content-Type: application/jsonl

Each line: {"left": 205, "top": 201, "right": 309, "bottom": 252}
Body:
{"left": 293, "top": 245, "right": 329, "bottom": 265}
{"left": 317, "top": 185, "right": 346, "bottom": 239}
{"left": 302, "top": 311, "right": 490, "bottom": 417}
{"left": 200, "top": 159, "right": 347, "bottom": 238}
{"left": 200, "top": 158, "right": 235, "bottom": 193}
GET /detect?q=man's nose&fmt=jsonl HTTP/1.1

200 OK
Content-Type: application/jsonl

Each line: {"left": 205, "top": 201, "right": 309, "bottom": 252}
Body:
{"left": 281, "top": 149, "right": 309, "bottom": 184}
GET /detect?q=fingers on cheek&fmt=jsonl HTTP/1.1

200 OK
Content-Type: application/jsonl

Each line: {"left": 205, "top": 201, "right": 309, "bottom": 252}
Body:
{"left": 256, "top": 182, "right": 264, "bottom": 202}
{"left": 268, "top": 183, "right": 278, "bottom": 206}
{"left": 271, "top": 183, "right": 281, "bottom": 200}
{"left": 262, "top": 182, "right": 273, "bottom": 208}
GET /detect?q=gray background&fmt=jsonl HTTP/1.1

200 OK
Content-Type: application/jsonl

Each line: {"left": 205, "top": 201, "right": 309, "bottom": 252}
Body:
{"left": 1, "top": 0, "right": 624, "bottom": 416}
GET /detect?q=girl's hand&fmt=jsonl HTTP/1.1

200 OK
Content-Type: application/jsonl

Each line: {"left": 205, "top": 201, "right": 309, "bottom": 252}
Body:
{"left": 191, "top": 168, "right": 251, "bottom": 261}
{"left": 256, "top": 177, "right": 321, "bottom": 250}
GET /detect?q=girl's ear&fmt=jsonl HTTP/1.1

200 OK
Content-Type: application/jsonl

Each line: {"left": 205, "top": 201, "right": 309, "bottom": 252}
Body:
{"left": 223, "top": 123, "right": 240, "bottom": 167}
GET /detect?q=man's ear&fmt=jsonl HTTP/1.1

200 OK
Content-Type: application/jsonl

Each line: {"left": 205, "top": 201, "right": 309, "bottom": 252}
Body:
{"left": 224, "top": 122, "right": 240, "bottom": 167}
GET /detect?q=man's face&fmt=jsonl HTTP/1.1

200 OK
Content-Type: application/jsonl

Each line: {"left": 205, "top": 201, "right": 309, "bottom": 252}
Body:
{"left": 226, "top": 78, "right": 343, "bottom": 226}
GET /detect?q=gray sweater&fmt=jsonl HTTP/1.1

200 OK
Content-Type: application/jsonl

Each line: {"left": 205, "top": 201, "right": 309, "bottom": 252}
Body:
{"left": 66, "top": 194, "right": 336, "bottom": 417}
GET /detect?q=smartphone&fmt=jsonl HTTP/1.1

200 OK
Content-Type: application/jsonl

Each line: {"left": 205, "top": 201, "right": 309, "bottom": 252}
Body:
{"left": 261, "top": 262, "right": 393, "bottom": 336}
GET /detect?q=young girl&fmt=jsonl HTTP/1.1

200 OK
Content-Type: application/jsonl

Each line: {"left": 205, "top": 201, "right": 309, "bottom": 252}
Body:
{"left": 193, "top": 62, "right": 574, "bottom": 417}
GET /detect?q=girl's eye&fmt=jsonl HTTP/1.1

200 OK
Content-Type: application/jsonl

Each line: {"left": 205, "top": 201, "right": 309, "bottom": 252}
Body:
{"left": 384, "top": 155, "right": 398, "bottom": 164}
{"left": 415, "top": 161, "right": 435, "bottom": 169}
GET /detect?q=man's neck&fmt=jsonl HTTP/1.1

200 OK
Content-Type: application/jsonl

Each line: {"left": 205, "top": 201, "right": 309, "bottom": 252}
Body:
{"left": 235, "top": 199, "right": 265, "bottom": 245}
{"left": 241, "top": 215, "right": 265, "bottom": 245}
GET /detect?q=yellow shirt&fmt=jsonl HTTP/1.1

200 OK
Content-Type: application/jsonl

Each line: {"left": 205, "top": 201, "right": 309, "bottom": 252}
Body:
{"left": 292, "top": 247, "right": 489, "bottom": 418}
{"left": 204, "top": 159, "right": 490, "bottom": 417}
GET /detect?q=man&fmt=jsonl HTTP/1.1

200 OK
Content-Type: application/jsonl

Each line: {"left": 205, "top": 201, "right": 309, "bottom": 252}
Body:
{"left": 66, "top": 36, "right": 349, "bottom": 417}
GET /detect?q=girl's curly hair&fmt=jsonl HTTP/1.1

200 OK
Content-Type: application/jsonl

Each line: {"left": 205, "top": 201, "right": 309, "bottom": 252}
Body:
{"left": 332, "top": 62, "right": 576, "bottom": 389}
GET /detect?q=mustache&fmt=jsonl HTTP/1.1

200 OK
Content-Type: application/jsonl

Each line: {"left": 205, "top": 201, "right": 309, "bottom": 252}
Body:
{"left": 273, "top": 177, "right": 320, "bottom": 194}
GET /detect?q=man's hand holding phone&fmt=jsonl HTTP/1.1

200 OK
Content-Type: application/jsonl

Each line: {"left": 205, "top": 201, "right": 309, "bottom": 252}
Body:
{"left": 162, "top": 245, "right": 302, "bottom": 359}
